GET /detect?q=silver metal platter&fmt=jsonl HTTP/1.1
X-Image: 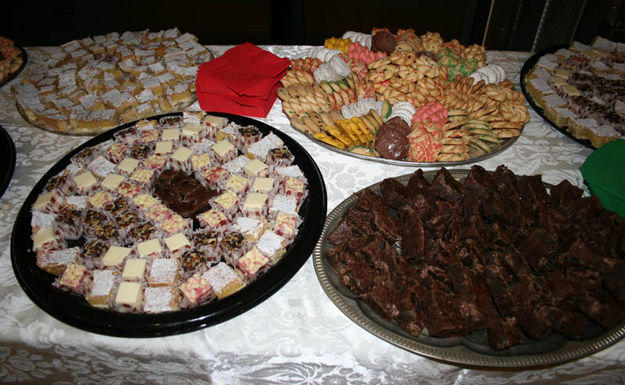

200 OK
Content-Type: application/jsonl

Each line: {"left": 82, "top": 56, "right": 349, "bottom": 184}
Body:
{"left": 300, "top": 128, "right": 520, "bottom": 167}
{"left": 313, "top": 169, "right": 625, "bottom": 368}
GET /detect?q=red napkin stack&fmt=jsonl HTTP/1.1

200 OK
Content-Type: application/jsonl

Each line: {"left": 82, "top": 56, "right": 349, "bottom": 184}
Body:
{"left": 196, "top": 42, "right": 291, "bottom": 118}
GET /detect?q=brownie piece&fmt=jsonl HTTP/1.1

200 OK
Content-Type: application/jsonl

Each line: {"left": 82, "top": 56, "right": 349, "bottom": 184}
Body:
{"left": 153, "top": 169, "right": 218, "bottom": 218}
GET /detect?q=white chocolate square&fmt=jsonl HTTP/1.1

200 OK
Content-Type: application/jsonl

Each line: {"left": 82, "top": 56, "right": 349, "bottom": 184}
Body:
{"left": 33, "top": 226, "right": 55, "bottom": 249}
{"left": 137, "top": 238, "right": 162, "bottom": 258}
{"left": 244, "top": 192, "right": 268, "bottom": 209}
{"left": 115, "top": 281, "right": 143, "bottom": 307}
{"left": 101, "top": 173, "right": 125, "bottom": 190}
{"left": 164, "top": 233, "right": 190, "bottom": 252}
{"left": 154, "top": 141, "right": 173, "bottom": 154}
{"left": 117, "top": 158, "right": 140, "bottom": 173}
{"left": 122, "top": 258, "right": 147, "bottom": 280}
{"left": 243, "top": 159, "right": 268, "bottom": 177}
{"left": 33, "top": 192, "right": 55, "bottom": 211}
{"left": 204, "top": 115, "right": 227, "bottom": 128}
{"left": 252, "top": 177, "right": 274, "bottom": 193}
{"left": 212, "top": 140, "right": 235, "bottom": 157}
{"left": 172, "top": 146, "right": 193, "bottom": 162}
{"left": 554, "top": 69, "right": 569, "bottom": 80}
{"left": 161, "top": 128, "right": 180, "bottom": 141}
{"left": 181, "top": 122, "right": 203, "bottom": 137}
{"left": 73, "top": 171, "right": 97, "bottom": 190}
{"left": 102, "top": 246, "right": 131, "bottom": 267}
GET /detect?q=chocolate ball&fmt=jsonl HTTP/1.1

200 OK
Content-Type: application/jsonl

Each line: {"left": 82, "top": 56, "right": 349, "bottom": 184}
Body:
{"left": 382, "top": 116, "right": 411, "bottom": 135}
{"left": 375, "top": 126, "right": 409, "bottom": 160}
{"left": 372, "top": 30, "right": 396, "bottom": 54}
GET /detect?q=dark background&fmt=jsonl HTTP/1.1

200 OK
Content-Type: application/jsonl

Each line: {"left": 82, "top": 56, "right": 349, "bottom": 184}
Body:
{"left": 3, "top": 0, "right": 624, "bottom": 51}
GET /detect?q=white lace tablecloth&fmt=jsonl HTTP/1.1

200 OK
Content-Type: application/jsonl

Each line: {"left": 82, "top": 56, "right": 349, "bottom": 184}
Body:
{"left": 1, "top": 45, "right": 623, "bottom": 384}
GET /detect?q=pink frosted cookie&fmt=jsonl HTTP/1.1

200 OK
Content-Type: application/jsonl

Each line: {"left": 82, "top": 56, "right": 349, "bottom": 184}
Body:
{"left": 348, "top": 42, "right": 386, "bottom": 65}
{"left": 406, "top": 124, "right": 443, "bottom": 162}
{"left": 413, "top": 101, "right": 448, "bottom": 127}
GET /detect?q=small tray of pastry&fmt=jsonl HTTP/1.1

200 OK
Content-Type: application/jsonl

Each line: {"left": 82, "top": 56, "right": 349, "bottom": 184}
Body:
{"left": 11, "top": 28, "right": 212, "bottom": 136}
{"left": 0, "top": 36, "right": 27, "bottom": 87}
{"left": 521, "top": 37, "right": 625, "bottom": 149}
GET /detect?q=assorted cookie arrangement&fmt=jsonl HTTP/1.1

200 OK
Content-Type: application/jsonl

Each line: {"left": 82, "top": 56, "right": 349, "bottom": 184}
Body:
{"left": 30, "top": 112, "right": 309, "bottom": 313}
{"left": 278, "top": 28, "right": 530, "bottom": 162}
{"left": 524, "top": 36, "right": 625, "bottom": 148}
{"left": 12, "top": 28, "right": 211, "bottom": 135}
{"left": 0, "top": 36, "right": 25, "bottom": 86}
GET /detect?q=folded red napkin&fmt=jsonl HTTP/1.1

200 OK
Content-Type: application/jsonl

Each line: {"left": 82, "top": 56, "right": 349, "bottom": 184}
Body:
{"left": 196, "top": 42, "right": 291, "bottom": 117}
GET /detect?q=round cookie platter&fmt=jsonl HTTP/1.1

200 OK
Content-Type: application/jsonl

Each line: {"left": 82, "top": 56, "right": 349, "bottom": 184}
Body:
{"left": 278, "top": 28, "right": 530, "bottom": 166}
{"left": 11, "top": 111, "right": 327, "bottom": 336}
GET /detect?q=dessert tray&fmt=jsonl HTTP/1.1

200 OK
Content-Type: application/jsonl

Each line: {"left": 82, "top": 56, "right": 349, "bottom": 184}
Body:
{"left": 12, "top": 28, "right": 211, "bottom": 135}
{"left": 314, "top": 168, "right": 625, "bottom": 368}
{"left": 278, "top": 28, "right": 529, "bottom": 166}
{"left": 12, "top": 112, "right": 327, "bottom": 337}
{"left": 0, "top": 124, "right": 16, "bottom": 198}
{"left": 520, "top": 45, "right": 595, "bottom": 149}
{"left": 0, "top": 37, "right": 27, "bottom": 87}
{"left": 521, "top": 36, "right": 625, "bottom": 149}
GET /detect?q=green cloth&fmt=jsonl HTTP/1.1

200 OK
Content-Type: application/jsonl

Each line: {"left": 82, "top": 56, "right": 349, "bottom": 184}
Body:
{"left": 580, "top": 139, "right": 625, "bottom": 218}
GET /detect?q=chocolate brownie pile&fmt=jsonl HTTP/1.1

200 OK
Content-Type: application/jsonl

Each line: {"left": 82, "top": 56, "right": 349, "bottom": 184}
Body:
{"left": 326, "top": 165, "right": 625, "bottom": 350}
